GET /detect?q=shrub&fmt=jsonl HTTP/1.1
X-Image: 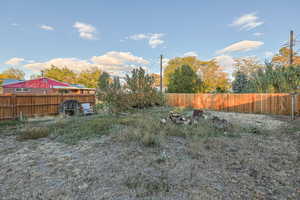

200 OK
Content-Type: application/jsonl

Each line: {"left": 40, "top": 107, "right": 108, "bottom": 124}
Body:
{"left": 97, "top": 67, "right": 165, "bottom": 113}
{"left": 17, "top": 127, "right": 49, "bottom": 141}
{"left": 101, "top": 89, "right": 132, "bottom": 113}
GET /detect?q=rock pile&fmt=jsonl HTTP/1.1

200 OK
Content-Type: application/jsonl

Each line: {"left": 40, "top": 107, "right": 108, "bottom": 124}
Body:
{"left": 168, "top": 111, "right": 192, "bottom": 125}
{"left": 161, "top": 109, "right": 233, "bottom": 131}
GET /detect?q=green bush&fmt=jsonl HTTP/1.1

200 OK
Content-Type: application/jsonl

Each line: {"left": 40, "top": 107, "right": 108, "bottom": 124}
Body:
{"left": 97, "top": 67, "right": 165, "bottom": 113}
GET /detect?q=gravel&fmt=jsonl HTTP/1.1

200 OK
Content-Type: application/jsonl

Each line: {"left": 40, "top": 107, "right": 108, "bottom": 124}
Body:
{"left": 0, "top": 111, "right": 299, "bottom": 200}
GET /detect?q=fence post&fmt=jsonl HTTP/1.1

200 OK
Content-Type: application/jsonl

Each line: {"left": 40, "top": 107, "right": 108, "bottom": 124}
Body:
{"left": 12, "top": 95, "right": 16, "bottom": 120}
{"left": 296, "top": 93, "right": 299, "bottom": 117}
{"left": 290, "top": 92, "right": 297, "bottom": 120}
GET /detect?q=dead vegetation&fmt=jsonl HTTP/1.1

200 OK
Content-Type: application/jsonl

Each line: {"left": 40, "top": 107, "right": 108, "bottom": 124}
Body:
{"left": 0, "top": 107, "right": 298, "bottom": 199}
{"left": 16, "top": 126, "right": 50, "bottom": 141}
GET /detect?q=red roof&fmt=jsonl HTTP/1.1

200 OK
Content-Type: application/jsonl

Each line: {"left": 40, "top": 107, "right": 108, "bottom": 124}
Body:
{"left": 3, "top": 78, "right": 70, "bottom": 88}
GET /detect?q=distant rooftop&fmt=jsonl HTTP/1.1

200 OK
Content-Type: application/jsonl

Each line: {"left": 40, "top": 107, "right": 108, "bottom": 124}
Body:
{"left": 70, "top": 84, "right": 86, "bottom": 89}
{"left": 1, "top": 79, "right": 24, "bottom": 85}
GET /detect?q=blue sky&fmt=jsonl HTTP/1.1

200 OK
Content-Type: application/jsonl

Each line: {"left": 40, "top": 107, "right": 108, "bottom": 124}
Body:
{"left": 1, "top": 0, "right": 300, "bottom": 78}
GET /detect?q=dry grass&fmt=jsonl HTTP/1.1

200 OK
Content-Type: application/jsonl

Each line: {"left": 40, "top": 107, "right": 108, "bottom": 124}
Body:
{"left": 115, "top": 117, "right": 163, "bottom": 147}
{"left": 11, "top": 107, "right": 240, "bottom": 146}
{"left": 124, "top": 170, "right": 171, "bottom": 198}
{"left": 16, "top": 127, "right": 50, "bottom": 141}
{"left": 113, "top": 108, "right": 236, "bottom": 148}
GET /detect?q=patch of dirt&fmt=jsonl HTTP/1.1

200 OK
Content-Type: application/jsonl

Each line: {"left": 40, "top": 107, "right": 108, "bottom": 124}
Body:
{"left": 0, "top": 112, "right": 299, "bottom": 200}
{"left": 207, "top": 111, "right": 290, "bottom": 131}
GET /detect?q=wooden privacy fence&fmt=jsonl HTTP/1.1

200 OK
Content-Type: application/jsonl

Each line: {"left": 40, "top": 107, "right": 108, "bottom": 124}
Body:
{"left": 0, "top": 94, "right": 96, "bottom": 120}
{"left": 166, "top": 93, "right": 300, "bottom": 116}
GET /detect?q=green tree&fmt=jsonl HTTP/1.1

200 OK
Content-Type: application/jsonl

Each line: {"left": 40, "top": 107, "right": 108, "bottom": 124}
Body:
{"left": 98, "top": 72, "right": 111, "bottom": 91}
{"left": 2, "top": 67, "right": 25, "bottom": 80}
{"left": 164, "top": 56, "right": 230, "bottom": 93}
{"left": 232, "top": 70, "right": 249, "bottom": 93}
{"left": 164, "top": 56, "right": 204, "bottom": 86}
{"left": 248, "top": 63, "right": 300, "bottom": 93}
{"left": 111, "top": 76, "right": 121, "bottom": 89}
{"left": 167, "top": 65, "right": 202, "bottom": 93}
{"left": 125, "top": 67, "right": 154, "bottom": 93}
{"left": 44, "top": 65, "right": 77, "bottom": 84}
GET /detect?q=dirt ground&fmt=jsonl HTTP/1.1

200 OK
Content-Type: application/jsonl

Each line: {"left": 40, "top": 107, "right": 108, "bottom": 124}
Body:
{"left": 0, "top": 111, "right": 299, "bottom": 200}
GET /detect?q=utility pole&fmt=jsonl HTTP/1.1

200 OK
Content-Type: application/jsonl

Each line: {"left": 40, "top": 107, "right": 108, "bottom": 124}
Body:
{"left": 289, "top": 30, "right": 294, "bottom": 65}
{"left": 160, "top": 54, "right": 163, "bottom": 92}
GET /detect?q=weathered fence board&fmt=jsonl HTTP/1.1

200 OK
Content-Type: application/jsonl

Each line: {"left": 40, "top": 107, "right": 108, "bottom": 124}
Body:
{"left": 0, "top": 94, "right": 95, "bottom": 120}
{"left": 166, "top": 93, "right": 299, "bottom": 116}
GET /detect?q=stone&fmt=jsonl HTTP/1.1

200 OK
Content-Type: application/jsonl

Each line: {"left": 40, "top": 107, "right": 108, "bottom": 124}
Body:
{"left": 160, "top": 118, "right": 167, "bottom": 124}
{"left": 78, "top": 183, "right": 88, "bottom": 190}
{"left": 192, "top": 109, "right": 204, "bottom": 118}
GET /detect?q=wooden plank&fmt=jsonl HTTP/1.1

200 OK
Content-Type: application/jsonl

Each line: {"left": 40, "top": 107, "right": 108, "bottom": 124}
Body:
{"left": 0, "top": 94, "right": 96, "bottom": 120}
{"left": 165, "top": 93, "right": 293, "bottom": 116}
{"left": 0, "top": 93, "right": 296, "bottom": 120}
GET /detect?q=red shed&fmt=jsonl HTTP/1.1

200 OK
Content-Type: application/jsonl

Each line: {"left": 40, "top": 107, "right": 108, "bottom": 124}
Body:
{"left": 2, "top": 77, "right": 95, "bottom": 94}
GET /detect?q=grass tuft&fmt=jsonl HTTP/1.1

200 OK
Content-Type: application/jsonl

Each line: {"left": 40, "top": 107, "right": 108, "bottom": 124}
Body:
{"left": 16, "top": 127, "right": 49, "bottom": 141}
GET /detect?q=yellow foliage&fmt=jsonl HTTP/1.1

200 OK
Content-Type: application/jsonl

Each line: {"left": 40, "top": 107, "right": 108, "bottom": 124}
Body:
{"left": 43, "top": 65, "right": 102, "bottom": 88}
{"left": 1, "top": 67, "right": 25, "bottom": 80}
{"left": 164, "top": 56, "right": 230, "bottom": 93}
{"left": 272, "top": 47, "right": 300, "bottom": 66}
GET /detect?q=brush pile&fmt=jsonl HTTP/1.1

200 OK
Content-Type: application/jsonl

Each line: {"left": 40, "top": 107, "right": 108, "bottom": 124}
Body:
{"left": 161, "top": 109, "right": 233, "bottom": 131}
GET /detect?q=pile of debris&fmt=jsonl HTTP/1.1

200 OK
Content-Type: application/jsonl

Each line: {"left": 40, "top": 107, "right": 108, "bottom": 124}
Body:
{"left": 161, "top": 109, "right": 233, "bottom": 131}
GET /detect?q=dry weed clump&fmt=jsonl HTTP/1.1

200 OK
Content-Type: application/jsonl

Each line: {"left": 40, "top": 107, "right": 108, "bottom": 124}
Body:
{"left": 115, "top": 117, "right": 163, "bottom": 147}
{"left": 16, "top": 126, "right": 50, "bottom": 141}
{"left": 124, "top": 171, "right": 170, "bottom": 198}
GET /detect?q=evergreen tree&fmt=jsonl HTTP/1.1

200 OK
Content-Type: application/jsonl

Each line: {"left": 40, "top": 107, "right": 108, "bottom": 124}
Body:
{"left": 167, "top": 65, "right": 202, "bottom": 93}
{"left": 232, "top": 70, "right": 249, "bottom": 93}
{"left": 111, "top": 76, "right": 121, "bottom": 89}
{"left": 125, "top": 67, "right": 154, "bottom": 93}
{"left": 98, "top": 72, "right": 110, "bottom": 91}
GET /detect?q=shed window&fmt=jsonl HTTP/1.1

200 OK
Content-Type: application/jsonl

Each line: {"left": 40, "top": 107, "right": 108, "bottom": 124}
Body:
{"left": 15, "top": 88, "right": 31, "bottom": 92}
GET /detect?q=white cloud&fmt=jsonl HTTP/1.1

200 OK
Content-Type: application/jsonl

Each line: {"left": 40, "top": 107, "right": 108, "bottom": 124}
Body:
{"left": 92, "top": 51, "right": 149, "bottom": 66}
{"left": 216, "top": 40, "right": 264, "bottom": 54}
{"left": 162, "top": 58, "right": 170, "bottom": 68}
{"left": 5, "top": 57, "right": 25, "bottom": 65}
{"left": 11, "top": 23, "right": 19, "bottom": 26}
{"left": 183, "top": 51, "right": 198, "bottom": 57}
{"left": 73, "top": 22, "right": 97, "bottom": 40}
{"left": 230, "top": 13, "right": 264, "bottom": 31}
{"left": 40, "top": 25, "right": 54, "bottom": 31}
{"left": 264, "top": 51, "right": 274, "bottom": 58}
{"left": 24, "top": 58, "right": 94, "bottom": 72}
{"left": 253, "top": 32, "right": 264, "bottom": 36}
{"left": 213, "top": 55, "right": 236, "bottom": 79}
{"left": 213, "top": 55, "right": 235, "bottom": 72}
{"left": 23, "top": 51, "right": 149, "bottom": 77}
{"left": 128, "top": 33, "right": 165, "bottom": 48}
{"left": 129, "top": 34, "right": 148, "bottom": 40}
{"left": 148, "top": 33, "right": 164, "bottom": 48}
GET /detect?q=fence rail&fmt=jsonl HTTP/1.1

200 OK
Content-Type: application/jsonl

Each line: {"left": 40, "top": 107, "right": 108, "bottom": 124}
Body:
{"left": 166, "top": 93, "right": 300, "bottom": 116}
{"left": 0, "top": 94, "right": 95, "bottom": 120}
